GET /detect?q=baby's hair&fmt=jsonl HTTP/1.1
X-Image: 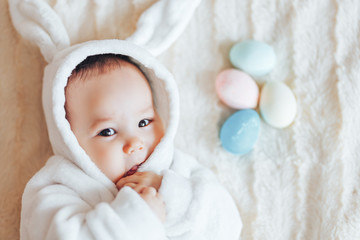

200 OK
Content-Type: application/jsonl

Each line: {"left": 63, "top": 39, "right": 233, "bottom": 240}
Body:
{"left": 68, "top": 53, "right": 144, "bottom": 82}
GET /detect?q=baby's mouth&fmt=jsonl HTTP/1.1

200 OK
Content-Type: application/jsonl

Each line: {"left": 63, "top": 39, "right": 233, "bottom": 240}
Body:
{"left": 124, "top": 163, "right": 142, "bottom": 177}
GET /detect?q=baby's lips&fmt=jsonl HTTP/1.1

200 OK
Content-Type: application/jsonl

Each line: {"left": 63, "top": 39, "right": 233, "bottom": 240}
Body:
{"left": 125, "top": 165, "right": 139, "bottom": 177}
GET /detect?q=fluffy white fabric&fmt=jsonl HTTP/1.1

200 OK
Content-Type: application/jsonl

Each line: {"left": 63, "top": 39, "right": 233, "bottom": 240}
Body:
{"left": 5, "top": 0, "right": 360, "bottom": 239}
{"left": 21, "top": 151, "right": 240, "bottom": 239}
{"left": 9, "top": 1, "right": 241, "bottom": 239}
{"left": 9, "top": 0, "right": 202, "bottom": 60}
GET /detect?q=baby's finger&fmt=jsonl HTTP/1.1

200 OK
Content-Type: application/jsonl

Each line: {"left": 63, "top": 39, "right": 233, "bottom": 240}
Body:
{"left": 142, "top": 187, "right": 157, "bottom": 196}
{"left": 123, "top": 183, "right": 137, "bottom": 189}
{"left": 133, "top": 184, "right": 147, "bottom": 193}
{"left": 116, "top": 174, "right": 141, "bottom": 189}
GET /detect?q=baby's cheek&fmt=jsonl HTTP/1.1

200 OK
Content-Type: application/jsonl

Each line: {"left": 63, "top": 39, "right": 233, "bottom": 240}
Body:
{"left": 149, "top": 123, "right": 164, "bottom": 151}
{"left": 94, "top": 142, "right": 115, "bottom": 161}
{"left": 155, "top": 124, "right": 165, "bottom": 143}
{"left": 90, "top": 142, "right": 125, "bottom": 181}
{"left": 86, "top": 142, "right": 109, "bottom": 165}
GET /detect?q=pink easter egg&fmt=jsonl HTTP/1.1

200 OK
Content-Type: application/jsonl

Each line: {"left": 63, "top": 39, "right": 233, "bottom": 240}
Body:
{"left": 215, "top": 69, "right": 259, "bottom": 109}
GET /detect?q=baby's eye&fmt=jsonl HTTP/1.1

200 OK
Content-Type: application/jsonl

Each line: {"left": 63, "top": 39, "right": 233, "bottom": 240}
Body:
{"left": 98, "top": 128, "right": 116, "bottom": 137}
{"left": 138, "top": 119, "right": 151, "bottom": 128}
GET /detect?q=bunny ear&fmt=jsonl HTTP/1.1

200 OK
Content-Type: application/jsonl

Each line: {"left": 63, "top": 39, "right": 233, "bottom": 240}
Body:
{"left": 9, "top": 0, "right": 201, "bottom": 61}
{"left": 126, "top": 0, "right": 202, "bottom": 56}
{"left": 9, "top": 0, "right": 70, "bottom": 62}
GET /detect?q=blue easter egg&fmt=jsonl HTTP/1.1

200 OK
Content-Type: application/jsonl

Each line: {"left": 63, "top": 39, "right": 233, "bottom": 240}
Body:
{"left": 220, "top": 109, "right": 260, "bottom": 155}
{"left": 229, "top": 40, "right": 276, "bottom": 77}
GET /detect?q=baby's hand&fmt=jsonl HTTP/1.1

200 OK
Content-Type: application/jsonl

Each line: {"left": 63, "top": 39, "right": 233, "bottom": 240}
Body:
{"left": 116, "top": 172, "right": 166, "bottom": 222}
{"left": 140, "top": 187, "right": 166, "bottom": 223}
{"left": 116, "top": 171, "right": 163, "bottom": 191}
{"left": 129, "top": 185, "right": 167, "bottom": 223}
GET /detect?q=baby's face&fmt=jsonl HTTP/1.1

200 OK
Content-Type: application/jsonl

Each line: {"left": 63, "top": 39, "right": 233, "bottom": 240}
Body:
{"left": 65, "top": 62, "right": 164, "bottom": 183}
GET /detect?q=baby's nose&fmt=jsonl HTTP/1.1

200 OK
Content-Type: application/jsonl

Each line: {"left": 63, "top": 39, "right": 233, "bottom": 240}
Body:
{"left": 123, "top": 137, "right": 144, "bottom": 154}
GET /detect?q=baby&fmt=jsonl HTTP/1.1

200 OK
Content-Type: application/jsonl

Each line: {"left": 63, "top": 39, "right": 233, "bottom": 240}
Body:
{"left": 65, "top": 54, "right": 167, "bottom": 222}
{"left": 20, "top": 41, "right": 242, "bottom": 240}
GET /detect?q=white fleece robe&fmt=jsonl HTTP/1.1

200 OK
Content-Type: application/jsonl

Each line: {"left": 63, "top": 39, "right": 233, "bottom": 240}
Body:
{"left": 20, "top": 40, "right": 242, "bottom": 240}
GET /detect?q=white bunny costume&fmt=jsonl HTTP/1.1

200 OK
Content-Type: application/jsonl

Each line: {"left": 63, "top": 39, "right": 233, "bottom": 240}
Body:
{"left": 9, "top": 0, "right": 242, "bottom": 239}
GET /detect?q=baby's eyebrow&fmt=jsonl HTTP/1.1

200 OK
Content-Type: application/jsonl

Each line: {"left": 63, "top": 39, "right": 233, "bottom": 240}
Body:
{"left": 89, "top": 117, "right": 112, "bottom": 131}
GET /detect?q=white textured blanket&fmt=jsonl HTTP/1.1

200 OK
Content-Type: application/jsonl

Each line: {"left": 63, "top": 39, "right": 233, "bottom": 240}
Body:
{"left": 1, "top": 0, "right": 360, "bottom": 239}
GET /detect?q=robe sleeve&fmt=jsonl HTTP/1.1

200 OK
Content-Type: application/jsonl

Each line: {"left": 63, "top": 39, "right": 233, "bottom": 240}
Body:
{"left": 21, "top": 185, "right": 167, "bottom": 240}
{"left": 159, "top": 150, "right": 242, "bottom": 239}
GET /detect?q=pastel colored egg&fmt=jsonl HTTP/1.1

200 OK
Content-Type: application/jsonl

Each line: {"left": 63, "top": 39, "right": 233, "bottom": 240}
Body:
{"left": 215, "top": 69, "right": 259, "bottom": 109}
{"left": 259, "top": 81, "right": 297, "bottom": 128}
{"left": 220, "top": 109, "right": 260, "bottom": 155}
{"left": 229, "top": 40, "right": 276, "bottom": 77}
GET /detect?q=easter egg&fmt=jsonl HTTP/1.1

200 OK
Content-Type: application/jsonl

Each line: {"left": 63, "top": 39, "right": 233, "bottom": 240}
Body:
{"left": 229, "top": 40, "right": 276, "bottom": 77}
{"left": 220, "top": 109, "right": 260, "bottom": 155}
{"left": 259, "top": 81, "right": 297, "bottom": 128}
{"left": 215, "top": 69, "right": 259, "bottom": 109}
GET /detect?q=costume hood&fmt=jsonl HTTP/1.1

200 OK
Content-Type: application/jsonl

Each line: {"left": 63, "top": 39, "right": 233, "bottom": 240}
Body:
{"left": 9, "top": 0, "right": 202, "bottom": 185}
{"left": 43, "top": 40, "right": 179, "bottom": 184}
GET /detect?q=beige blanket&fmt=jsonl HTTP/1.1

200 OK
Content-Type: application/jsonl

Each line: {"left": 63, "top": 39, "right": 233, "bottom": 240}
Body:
{"left": 2, "top": 0, "right": 360, "bottom": 239}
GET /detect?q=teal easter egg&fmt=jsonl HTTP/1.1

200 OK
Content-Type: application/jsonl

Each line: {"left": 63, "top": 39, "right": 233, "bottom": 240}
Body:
{"left": 229, "top": 40, "right": 276, "bottom": 77}
{"left": 220, "top": 109, "right": 260, "bottom": 155}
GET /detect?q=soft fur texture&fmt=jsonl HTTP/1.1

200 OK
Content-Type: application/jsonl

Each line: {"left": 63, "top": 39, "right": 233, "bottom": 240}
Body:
{"left": 8, "top": 0, "right": 241, "bottom": 239}
{"left": 18, "top": 39, "right": 241, "bottom": 239}
{"left": 2, "top": 0, "right": 360, "bottom": 239}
